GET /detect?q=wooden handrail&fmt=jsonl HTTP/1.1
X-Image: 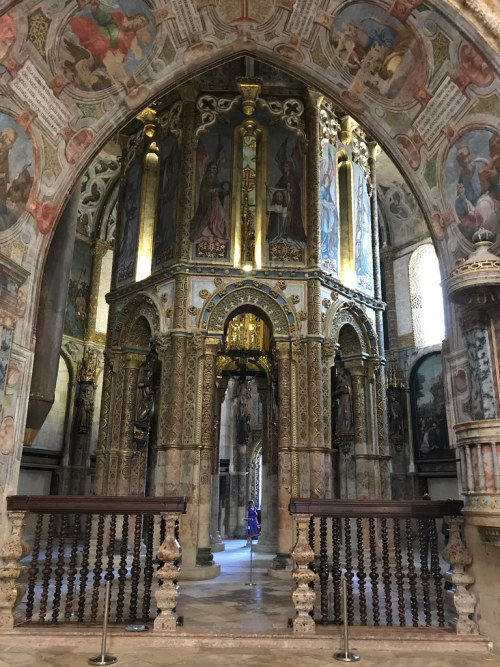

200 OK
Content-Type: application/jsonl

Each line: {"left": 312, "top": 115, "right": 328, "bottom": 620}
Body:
{"left": 289, "top": 498, "right": 463, "bottom": 518}
{"left": 6, "top": 495, "right": 187, "bottom": 514}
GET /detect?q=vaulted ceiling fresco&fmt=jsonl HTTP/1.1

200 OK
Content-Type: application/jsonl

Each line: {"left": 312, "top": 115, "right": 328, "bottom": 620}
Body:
{"left": 0, "top": 0, "right": 499, "bottom": 285}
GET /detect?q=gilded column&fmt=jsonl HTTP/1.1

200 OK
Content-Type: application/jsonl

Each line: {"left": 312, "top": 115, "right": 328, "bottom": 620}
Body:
{"left": 178, "top": 86, "right": 198, "bottom": 262}
{"left": 196, "top": 338, "right": 218, "bottom": 568}
{"left": 305, "top": 89, "right": 323, "bottom": 268}
{"left": 117, "top": 352, "right": 144, "bottom": 496}
{"left": 275, "top": 341, "right": 293, "bottom": 563}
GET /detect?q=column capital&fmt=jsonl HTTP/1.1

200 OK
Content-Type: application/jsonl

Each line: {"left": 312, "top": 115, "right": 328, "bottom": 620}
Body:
{"left": 306, "top": 89, "right": 324, "bottom": 110}
{"left": 123, "top": 351, "right": 146, "bottom": 369}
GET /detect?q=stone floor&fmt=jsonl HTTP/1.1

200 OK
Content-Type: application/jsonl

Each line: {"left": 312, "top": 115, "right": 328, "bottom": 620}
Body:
{"left": 1, "top": 539, "right": 496, "bottom": 666}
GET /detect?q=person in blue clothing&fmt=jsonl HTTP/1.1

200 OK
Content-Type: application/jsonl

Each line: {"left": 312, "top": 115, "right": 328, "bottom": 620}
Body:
{"left": 245, "top": 500, "right": 259, "bottom": 547}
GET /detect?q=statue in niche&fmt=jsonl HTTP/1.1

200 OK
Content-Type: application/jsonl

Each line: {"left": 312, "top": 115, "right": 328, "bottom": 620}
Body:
{"left": 135, "top": 366, "right": 154, "bottom": 429}
{"left": 235, "top": 378, "right": 251, "bottom": 446}
{"left": 75, "top": 382, "right": 94, "bottom": 433}
{"left": 332, "top": 365, "right": 353, "bottom": 436}
{"left": 134, "top": 360, "right": 156, "bottom": 449}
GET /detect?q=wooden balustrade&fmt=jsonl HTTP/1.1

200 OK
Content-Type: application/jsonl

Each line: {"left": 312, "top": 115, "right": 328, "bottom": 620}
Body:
{"left": 290, "top": 499, "right": 476, "bottom": 635}
{"left": 0, "top": 496, "right": 186, "bottom": 631}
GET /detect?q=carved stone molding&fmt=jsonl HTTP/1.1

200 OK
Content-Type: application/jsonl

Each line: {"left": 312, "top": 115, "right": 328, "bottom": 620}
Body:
{"left": 203, "top": 285, "right": 292, "bottom": 337}
{"left": 112, "top": 295, "right": 160, "bottom": 349}
{"left": 158, "top": 100, "right": 183, "bottom": 140}
{"left": 330, "top": 302, "right": 378, "bottom": 357}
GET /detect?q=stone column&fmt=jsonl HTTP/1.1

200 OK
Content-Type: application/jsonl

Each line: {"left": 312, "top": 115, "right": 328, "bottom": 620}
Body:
{"left": 25, "top": 184, "right": 80, "bottom": 444}
{"left": 195, "top": 338, "right": 219, "bottom": 576}
{"left": 87, "top": 240, "right": 110, "bottom": 338}
{"left": 116, "top": 352, "right": 144, "bottom": 496}
{"left": 368, "top": 141, "right": 390, "bottom": 498}
{"left": 348, "top": 364, "right": 370, "bottom": 499}
{"left": 270, "top": 341, "right": 293, "bottom": 574}
{"left": 178, "top": 86, "right": 198, "bottom": 262}
{"left": 255, "top": 384, "right": 278, "bottom": 552}
{"left": 94, "top": 351, "right": 115, "bottom": 495}
{"left": 322, "top": 339, "right": 336, "bottom": 497}
{"left": 305, "top": 89, "right": 323, "bottom": 268}
{"left": 307, "top": 279, "right": 326, "bottom": 499}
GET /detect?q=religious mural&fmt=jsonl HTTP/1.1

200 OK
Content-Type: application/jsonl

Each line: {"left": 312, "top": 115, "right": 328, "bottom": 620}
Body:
{"left": 411, "top": 353, "right": 452, "bottom": 461}
{"left": 59, "top": 0, "right": 155, "bottom": 97}
{"left": 266, "top": 130, "right": 306, "bottom": 263}
{"left": 0, "top": 114, "right": 34, "bottom": 233}
{"left": 353, "top": 165, "right": 373, "bottom": 295}
{"left": 320, "top": 143, "right": 339, "bottom": 276}
{"left": 153, "top": 133, "right": 180, "bottom": 268}
{"left": 445, "top": 129, "right": 500, "bottom": 242}
{"left": 190, "top": 129, "right": 232, "bottom": 260}
{"left": 330, "top": 2, "right": 427, "bottom": 108}
{"left": 64, "top": 238, "right": 92, "bottom": 339}
{"left": 117, "top": 156, "right": 142, "bottom": 285}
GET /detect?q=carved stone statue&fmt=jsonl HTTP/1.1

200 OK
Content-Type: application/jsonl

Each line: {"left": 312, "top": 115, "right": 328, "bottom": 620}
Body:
{"left": 332, "top": 366, "right": 353, "bottom": 435}
{"left": 135, "top": 366, "right": 155, "bottom": 430}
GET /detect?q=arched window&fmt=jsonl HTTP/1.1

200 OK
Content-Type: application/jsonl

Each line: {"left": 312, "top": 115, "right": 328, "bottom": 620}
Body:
{"left": 409, "top": 244, "right": 445, "bottom": 348}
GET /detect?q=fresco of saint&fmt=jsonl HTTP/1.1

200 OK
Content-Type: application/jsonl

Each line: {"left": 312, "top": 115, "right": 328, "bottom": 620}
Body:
{"left": 62, "top": 0, "right": 153, "bottom": 93}
{"left": 0, "top": 118, "right": 34, "bottom": 232}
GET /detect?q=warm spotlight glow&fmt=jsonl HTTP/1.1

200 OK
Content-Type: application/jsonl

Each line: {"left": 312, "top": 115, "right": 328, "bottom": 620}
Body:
{"left": 242, "top": 264, "right": 253, "bottom": 272}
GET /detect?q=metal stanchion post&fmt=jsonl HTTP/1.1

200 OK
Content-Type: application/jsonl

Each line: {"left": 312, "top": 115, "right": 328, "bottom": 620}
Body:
{"left": 246, "top": 535, "right": 255, "bottom": 586}
{"left": 334, "top": 575, "right": 360, "bottom": 662}
{"left": 89, "top": 579, "right": 117, "bottom": 666}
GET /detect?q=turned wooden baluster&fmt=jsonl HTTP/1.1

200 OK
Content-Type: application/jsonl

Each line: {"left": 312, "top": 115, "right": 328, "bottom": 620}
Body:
{"left": 443, "top": 515, "right": 478, "bottom": 635}
{"left": 90, "top": 514, "right": 105, "bottom": 623}
{"left": 64, "top": 513, "right": 81, "bottom": 622}
{"left": 417, "top": 518, "right": 432, "bottom": 626}
{"left": 405, "top": 518, "right": 419, "bottom": 627}
{"left": 381, "top": 518, "right": 393, "bottom": 626}
{"left": 142, "top": 515, "right": 155, "bottom": 623}
{"left": 356, "top": 518, "right": 367, "bottom": 626}
{"left": 155, "top": 511, "right": 182, "bottom": 631}
{"left": 344, "top": 518, "right": 354, "bottom": 626}
{"left": 77, "top": 513, "right": 93, "bottom": 622}
{"left": 318, "top": 517, "right": 328, "bottom": 624}
{"left": 39, "top": 513, "right": 56, "bottom": 623}
{"left": 392, "top": 518, "right": 406, "bottom": 627}
{"left": 52, "top": 513, "right": 68, "bottom": 622}
{"left": 368, "top": 517, "right": 380, "bottom": 626}
{"left": 26, "top": 513, "right": 43, "bottom": 623}
{"left": 331, "top": 517, "right": 342, "bottom": 625}
{"left": 129, "top": 514, "right": 142, "bottom": 623}
{"left": 116, "top": 514, "right": 129, "bottom": 624}
{"left": 429, "top": 519, "right": 445, "bottom": 627}
{"left": 0, "top": 510, "right": 29, "bottom": 629}
{"left": 105, "top": 513, "right": 117, "bottom": 623}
